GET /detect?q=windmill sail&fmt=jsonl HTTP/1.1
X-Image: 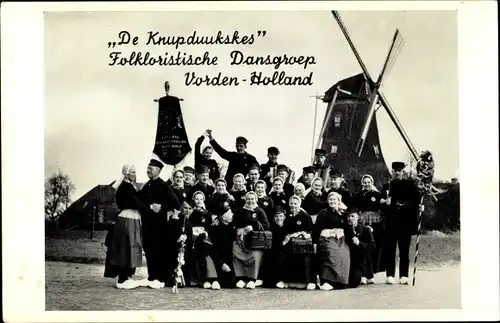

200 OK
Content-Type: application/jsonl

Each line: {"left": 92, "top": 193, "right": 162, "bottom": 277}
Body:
{"left": 321, "top": 73, "right": 391, "bottom": 191}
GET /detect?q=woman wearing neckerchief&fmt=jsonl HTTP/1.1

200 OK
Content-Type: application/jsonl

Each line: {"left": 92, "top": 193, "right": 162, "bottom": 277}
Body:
{"left": 229, "top": 173, "right": 248, "bottom": 211}
{"left": 313, "top": 191, "right": 353, "bottom": 291}
{"left": 302, "top": 177, "right": 327, "bottom": 225}
{"left": 352, "top": 174, "right": 386, "bottom": 282}
{"left": 255, "top": 180, "right": 275, "bottom": 224}
{"left": 232, "top": 191, "right": 270, "bottom": 289}
{"left": 182, "top": 191, "right": 220, "bottom": 289}
{"left": 211, "top": 206, "right": 236, "bottom": 288}
{"left": 170, "top": 169, "right": 189, "bottom": 204}
{"left": 206, "top": 178, "right": 234, "bottom": 223}
{"left": 293, "top": 183, "right": 307, "bottom": 200}
{"left": 104, "top": 165, "right": 145, "bottom": 289}
{"left": 279, "top": 195, "right": 316, "bottom": 290}
{"left": 269, "top": 177, "right": 290, "bottom": 215}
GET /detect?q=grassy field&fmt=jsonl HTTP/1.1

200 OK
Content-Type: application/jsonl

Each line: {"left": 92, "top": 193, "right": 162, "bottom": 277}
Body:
{"left": 45, "top": 229, "right": 460, "bottom": 268}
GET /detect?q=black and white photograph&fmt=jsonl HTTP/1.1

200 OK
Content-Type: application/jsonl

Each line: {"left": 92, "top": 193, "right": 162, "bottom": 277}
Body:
{"left": 2, "top": 1, "right": 499, "bottom": 322}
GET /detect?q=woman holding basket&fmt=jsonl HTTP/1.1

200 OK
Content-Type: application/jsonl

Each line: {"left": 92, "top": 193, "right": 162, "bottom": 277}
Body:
{"left": 232, "top": 191, "right": 270, "bottom": 289}
{"left": 278, "top": 195, "right": 316, "bottom": 290}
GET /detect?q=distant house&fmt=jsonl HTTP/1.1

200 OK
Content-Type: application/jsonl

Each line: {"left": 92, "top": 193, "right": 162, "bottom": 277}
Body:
{"left": 57, "top": 181, "right": 143, "bottom": 230}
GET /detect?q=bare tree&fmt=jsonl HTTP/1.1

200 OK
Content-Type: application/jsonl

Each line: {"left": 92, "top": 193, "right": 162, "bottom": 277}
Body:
{"left": 45, "top": 169, "right": 76, "bottom": 224}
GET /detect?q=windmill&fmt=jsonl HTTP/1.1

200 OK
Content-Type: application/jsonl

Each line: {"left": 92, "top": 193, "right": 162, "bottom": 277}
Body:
{"left": 314, "top": 11, "right": 419, "bottom": 191}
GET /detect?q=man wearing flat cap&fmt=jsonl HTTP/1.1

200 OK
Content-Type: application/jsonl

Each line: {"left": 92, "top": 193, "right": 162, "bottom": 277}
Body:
{"left": 246, "top": 164, "right": 261, "bottom": 192}
{"left": 325, "top": 169, "right": 352, "bottom": 207}
{"left": 190, "top": 164, "right": 215, "bottom": 200}
{"left": 205, "top": 130, "right": 259, "bottom": 188}
{"left": 137, "top": 159, "right": 181, "bottom": 289}
{"left": 259, "top": 146, "right": 281, "bottom": 190}
{"left": 381, "top": 161, "right": 424, "bottom": 285}
{"left": 297, "top": 166, "right": 316, "bottom": 190}
{"left": 311, "top": 148, "right": 331, "bottom": 181}
{"left": 276, "top": 164, "right": 295, "bottom": 198}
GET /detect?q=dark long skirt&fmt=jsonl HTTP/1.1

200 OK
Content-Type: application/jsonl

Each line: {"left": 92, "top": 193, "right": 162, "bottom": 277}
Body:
{"left": 317, "top": 236, "right": 350, "bottom": 285}
{"left": 283, "top": 245, "right": 314, "bottom": 284}
{"left": 104, "top": 210, "right": 143, "bottom": 278}
{"left": 232, "top": 240, "right": 264, "bottom": 280}
{"left": 259, "top": 249, "right": 286, "bottom": 287}
{"left": 360, "top": 212, "right": 385, "bottom": 274}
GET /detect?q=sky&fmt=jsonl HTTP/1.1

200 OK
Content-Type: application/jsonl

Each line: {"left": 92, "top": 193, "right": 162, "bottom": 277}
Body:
{"left": 44, "top": 10, "right": 458, "bottom": 201}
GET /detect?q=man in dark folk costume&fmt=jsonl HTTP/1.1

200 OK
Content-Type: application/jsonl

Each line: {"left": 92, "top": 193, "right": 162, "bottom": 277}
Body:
{"left": 326, "top": 170, "right": 353, "bottom": 207}
{"left": 312, "top": 149, "right": 330, "bottom": 183}
{"left": 297, "top": 166, "right": 316, "bottom": 191}
{"left": 137, "top": 159, "right": 181, "bottom": 289}
{"left": 183, "top": 166, "right": 197, "bottom": 201}
{"left": 276, "top": 164, "right": 295, "bottom": 198}
{"left": 246, "top": 164, "right": 261, "bottom": 192}
{"left": 382, "top": 161, "right": 424, "bottom": 285}
{"left": 259, "top": 146, "right": 280, "bottom": 190}
{"left": 206, "top": 130, "right": 259, "bottom": 188}
{"left": 194, "top": 133, "right": 221, "bottom": 181}
{"left": 346, "top": 207, "right": 376, "bottom": 288}
{"left": 191, "top": 165, "right": 215, "bottom": 200}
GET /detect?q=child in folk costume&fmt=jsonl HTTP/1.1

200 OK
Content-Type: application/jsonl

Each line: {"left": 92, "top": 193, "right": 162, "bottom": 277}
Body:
{"left": 346, "top": 207, "right": 376, "bottom": 288}
{"left": 211, "top": 206, "right": 236, "bottom": 288}
{"left": 352, "top": 174, "right": 386, "bottom": 281}
{"left": 269, "top": 177, "right": 290, "bottom": 215}
{"left": 313, "top": 191, "right": 353, "bottom": 291}
{"left": 302, "top": 177, "right": 327, "bottom": 225}
{"left": 207, "top": 178, "right": 234, "bottom": 223}
{"left": 229, "top": 173, "right": 248, "bottom": 211}
{"left": 255, "top": 180, "right": 275, "bottom": 224}
{"left": 259, "top": 206, "right": 288, "bottom": 288}
{"left": 232, "top": 191, "right": 270, "bottom": 289}
{"left": 279, "top": 195, "right": 316, "bottom": 290}
{"left": 104, "top": 165, "right": 144, "bottom": 289}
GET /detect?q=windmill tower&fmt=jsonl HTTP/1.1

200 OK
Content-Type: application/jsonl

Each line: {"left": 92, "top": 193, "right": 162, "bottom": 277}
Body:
{"left": 315, "top": 11, "right": 420, "bottom": 191}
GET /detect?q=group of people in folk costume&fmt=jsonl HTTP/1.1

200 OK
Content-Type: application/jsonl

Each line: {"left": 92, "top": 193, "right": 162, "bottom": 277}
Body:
{"left": 104, "top": 129, "right": 424, "bottom": 291}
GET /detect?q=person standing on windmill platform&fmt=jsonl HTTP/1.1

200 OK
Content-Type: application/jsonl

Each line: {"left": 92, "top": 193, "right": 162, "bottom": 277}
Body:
{"left": 381, "top": 161, "right": 424, "bottom": 285}
{"left": 206, "top": 130, "right": 259, "bottom": 189}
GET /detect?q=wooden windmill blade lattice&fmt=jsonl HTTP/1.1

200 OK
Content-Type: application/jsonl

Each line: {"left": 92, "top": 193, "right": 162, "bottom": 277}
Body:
{"left": 331, "top": 10, "right": 419, "bottom": 161}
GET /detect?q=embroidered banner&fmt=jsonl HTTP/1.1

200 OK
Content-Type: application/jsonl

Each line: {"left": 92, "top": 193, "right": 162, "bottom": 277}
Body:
{"left": 152, "top": 95, "right": 192, "bottom": 165}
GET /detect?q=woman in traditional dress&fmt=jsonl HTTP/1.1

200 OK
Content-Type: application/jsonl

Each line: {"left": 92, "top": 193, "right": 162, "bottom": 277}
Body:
{"left": 351, "top": 174, "right": 385, "bottom": 283}
{"left": 183, "top": 191, "right": 221, "bottom": 289}
{"left": 302, "top": 177, "right": 327, "bottom": 224}
{"left": 170, "top": 169, "right": 188, "bottom": 204}
{"left": 313, "top": 191, "right": 353, "bottom": 290}
{"left": 279, "top": 195, "right": 316, "bottom": 290}
{"left": 207, "top": 178, "right": 234, "bottom": 223}
{"left": 232, "top": 191, "right": 270, "bottom": 289}
{"left": 255, "top": 180, "right": 275, "bottom": 223}
{"left": 229, "top": 173, "right": 247, "bottom": 211}
{"left": 293, "top": 183, "right": 307, "bottom": 200}
{"left": 104, "top": 165, "right": 144, "bottom": 289}
{"left": 269, "top": 177, "right": 289, "bottom": 214}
